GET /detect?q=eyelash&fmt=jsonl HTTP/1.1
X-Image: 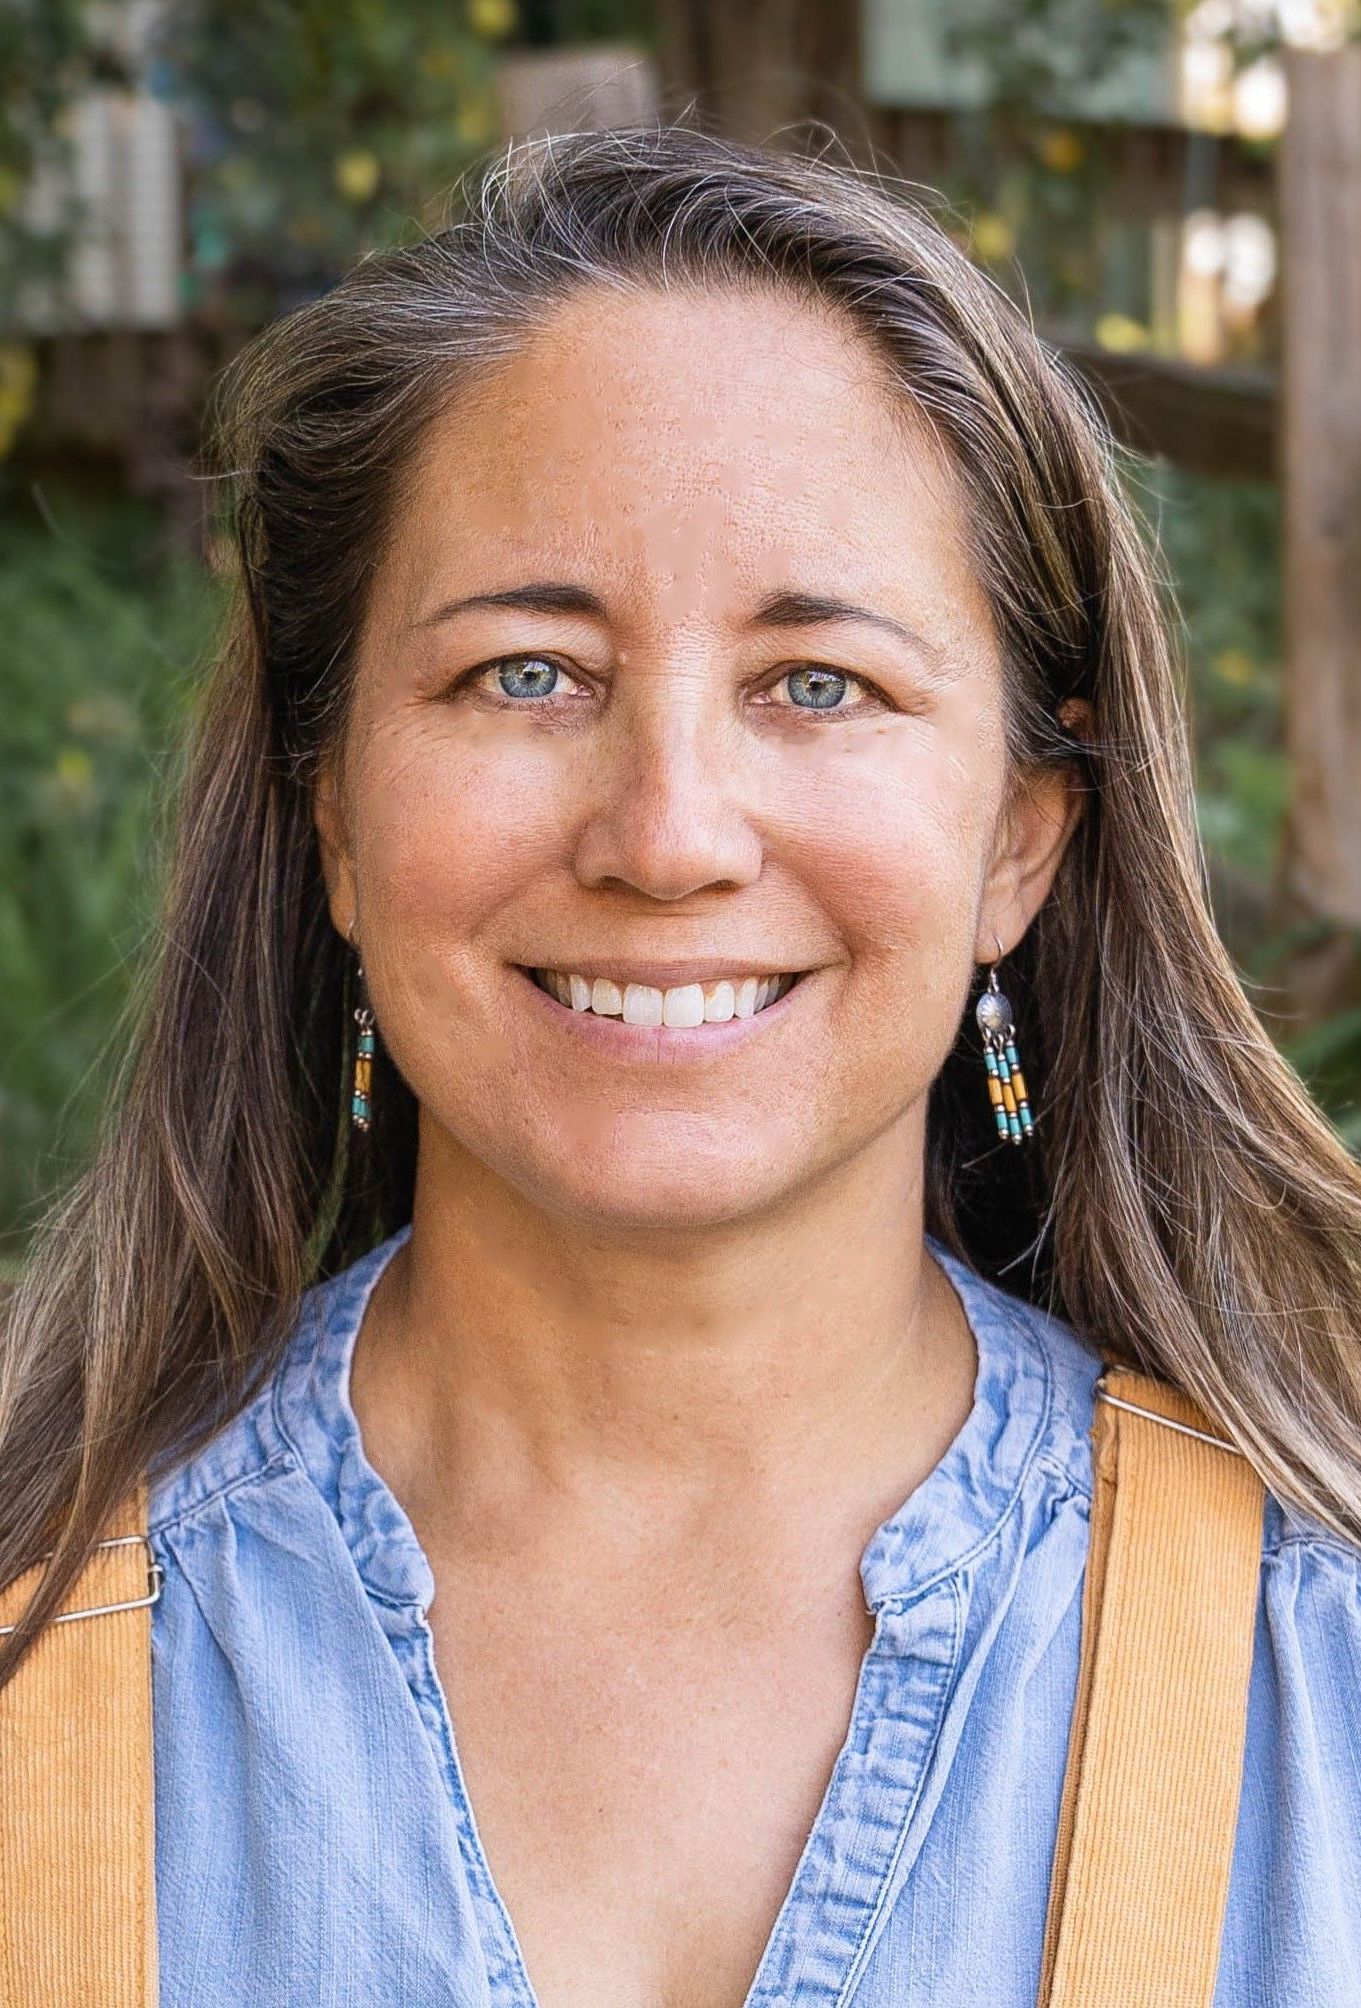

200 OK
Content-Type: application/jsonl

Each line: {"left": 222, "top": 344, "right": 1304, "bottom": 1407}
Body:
{"left": 456, "top": 654, "right": 887, "bottom": 717}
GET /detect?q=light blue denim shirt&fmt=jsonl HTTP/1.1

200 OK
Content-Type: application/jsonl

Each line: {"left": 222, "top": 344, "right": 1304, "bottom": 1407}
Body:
{"left": 147, "top": 1227, "right": 1361, "bottom": 2005}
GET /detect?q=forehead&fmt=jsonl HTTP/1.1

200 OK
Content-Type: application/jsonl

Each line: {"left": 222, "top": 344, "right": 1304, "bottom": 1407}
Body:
{"left": 380, "top": 282, "right": 988, "bottom": 633}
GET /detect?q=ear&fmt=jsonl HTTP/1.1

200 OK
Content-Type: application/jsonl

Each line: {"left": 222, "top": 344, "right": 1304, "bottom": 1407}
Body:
{"left": 313, "top": 748, "right": 360, "bottom": 946}
{"left": 975, "top": 699, "right": 1091, "bottom": 962}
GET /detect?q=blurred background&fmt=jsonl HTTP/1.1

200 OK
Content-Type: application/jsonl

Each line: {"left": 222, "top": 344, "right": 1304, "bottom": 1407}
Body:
{"left": 3, "top": 0, "right": 1360, "bottom": 1268}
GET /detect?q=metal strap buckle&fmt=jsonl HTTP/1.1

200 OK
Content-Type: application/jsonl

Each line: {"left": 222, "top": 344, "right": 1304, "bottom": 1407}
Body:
{"left": 0, "top": 1532, "right": 163, "bottom": 1635}
{"left": 1096, "top": 1381, "right": 1242, "bottom": 1456}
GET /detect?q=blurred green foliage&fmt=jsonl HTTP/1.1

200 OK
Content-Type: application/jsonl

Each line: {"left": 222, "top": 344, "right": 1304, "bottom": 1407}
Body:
{"left": 1141, "top": 462, "right": 1286, "bottom": 880}
{"left": 159, "top": 0, "right": 513, "bottom": 325}
{"left": 0, "top": 479, "right": 222, "bottom": 1261}
{"left": 943, "top": 0, "right": 1172, "bottom": 327}
{"left": 1142, "top": 461, "right": 1361, "bottom": 1148}
{"left": 0, "top": 0, "right": 94, "bottom": 325}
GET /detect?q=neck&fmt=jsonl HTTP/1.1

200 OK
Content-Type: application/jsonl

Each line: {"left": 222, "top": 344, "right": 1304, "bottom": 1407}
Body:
{"left": 350, "top": 1111, "right": 978, "bottom": 1539}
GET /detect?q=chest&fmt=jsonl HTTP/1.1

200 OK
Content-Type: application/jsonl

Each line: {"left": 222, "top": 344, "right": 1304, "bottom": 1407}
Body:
{"left": 155, "top": 1473, "right": 1334, "bottom": 2008}
{"left": 425, "top": 1554, "right": 876, "bottom": 2008}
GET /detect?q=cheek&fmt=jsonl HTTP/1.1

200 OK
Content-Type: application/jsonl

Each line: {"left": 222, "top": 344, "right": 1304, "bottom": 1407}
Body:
{"left": 351, "top": 718, "right": 559, "bottom": 934}
{"left": 782, "top": 706, "right": 1002, "bottom": 973}
{"left": 778, "top": 727, "right": 1000, "bottom": 1131}
{"left": 342, "top": 720, "right": 568, "bottom": 1083}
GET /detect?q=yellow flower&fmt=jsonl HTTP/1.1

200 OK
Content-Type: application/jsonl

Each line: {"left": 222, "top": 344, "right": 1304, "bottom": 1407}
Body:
{"left": 0, "top": 344, "right": 37, "bottom": 459}
{"left": 1094, "top": 313, "right": 1151, "bottom": 355}
{"left": 454, "top": 93, "right": 495, "bottom": 146}
{"left": 1214, "top": 649, "right": 1256, "bottom": 687}
{"left": 54, "top": 747, "right": 95, "bottom": 801}
{"left": 334, "top": 151, "right": 381, "bottom": 204}
{"left": 1039, "top": 128, "right": 1084, "bottom": 174}
{"left": 468, "top": 0, "right": 516, "bottom": 37}
{"left": 420, "top": 45, "right": 464, "bottom": 80}
{"left": 971, "top": 212, "right": 1016, "bottom": 265}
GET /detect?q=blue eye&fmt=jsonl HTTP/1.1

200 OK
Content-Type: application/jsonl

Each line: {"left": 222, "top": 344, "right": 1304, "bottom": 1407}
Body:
{"left": 784, "top": 666, "right": 850, "bottom": 710}
{"left": 494, "top": 656, "right": 561, "bottom": 700}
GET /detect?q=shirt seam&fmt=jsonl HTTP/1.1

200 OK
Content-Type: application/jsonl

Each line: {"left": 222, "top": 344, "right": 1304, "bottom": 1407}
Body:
{"left": 1269, "top": 1531, "right": 1361, "bottom": 1566}
{"left": 1030, "top": 1441, "right": 1361, "bottom": 1570}
{"left": 148, "top": 1448, "right": 297, "bottom": 1540}
{"left": 1033, "top": 1447, "right": 1093, "bottom": 1503}
{"left": 267, "top": 1264, "right": 433, "bottom": 1610}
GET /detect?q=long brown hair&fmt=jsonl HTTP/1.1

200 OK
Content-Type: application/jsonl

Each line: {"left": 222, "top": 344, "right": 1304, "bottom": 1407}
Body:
{"left": 4, "top": 124, "right": 1360, "bottom": 1688}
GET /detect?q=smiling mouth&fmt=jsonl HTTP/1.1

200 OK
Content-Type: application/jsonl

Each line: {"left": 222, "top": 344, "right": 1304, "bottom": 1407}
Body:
{"left": 521, "top": 967, "right": 804, "bottom": 1027}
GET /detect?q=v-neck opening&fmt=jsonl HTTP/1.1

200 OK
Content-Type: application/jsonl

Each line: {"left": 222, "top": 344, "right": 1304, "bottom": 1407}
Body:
{"left": 275, "top": 1224, "right": 1064, "bottom": 2007}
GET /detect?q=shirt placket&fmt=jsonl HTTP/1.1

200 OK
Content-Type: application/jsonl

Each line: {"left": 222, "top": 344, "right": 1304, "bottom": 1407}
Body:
{"left": 738, "top": 1576, "right": 965, "bottom": 2006}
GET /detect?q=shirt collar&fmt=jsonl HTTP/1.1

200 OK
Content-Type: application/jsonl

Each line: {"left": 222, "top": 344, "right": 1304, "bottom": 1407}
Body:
{"left": 275, "top": 1224, "right": 1092, "bottom": 1614}
{"left": 857, "top": 1236, "right": 1064, "bottom": 1612}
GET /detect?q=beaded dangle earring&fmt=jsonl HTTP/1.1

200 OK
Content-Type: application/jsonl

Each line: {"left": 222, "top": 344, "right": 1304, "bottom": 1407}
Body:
{"left": 975, "top": 940, "right": 1034, "bottom": 1146}
{"left": 351, "top": 961, "right": 375, "bottom": 1133}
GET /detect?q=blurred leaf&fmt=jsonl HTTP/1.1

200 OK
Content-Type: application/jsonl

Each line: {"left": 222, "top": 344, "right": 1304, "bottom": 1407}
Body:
{"left": 1282, "top": 1006, "right": 1361, "bottom": 1075}
{"left": 158, "top": 0, "right": 505, "bottom": 318}
{"left": 0, "top": 478, "right": 223, "bottom": 1255}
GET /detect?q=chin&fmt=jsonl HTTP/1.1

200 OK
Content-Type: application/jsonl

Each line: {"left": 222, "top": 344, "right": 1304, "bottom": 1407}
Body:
{"left": 524, "top": 1144, "right": 801, "bottom": 1238}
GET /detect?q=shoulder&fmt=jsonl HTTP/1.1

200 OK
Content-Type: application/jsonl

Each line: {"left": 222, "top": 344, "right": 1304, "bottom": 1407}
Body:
{"left": 145, "top": 1230, "right": 408, "bottom": 1537}
{"left": 984, "top": 1257, "right": 1361, "bottom": 1871}
{"left": 1259, "top": 1491, "right": 1361, "bottom": 1637}
{"left": 933, "top": 1238, "right": 1361, "bottom": 1601}
{"left": 1229, "top": 1501, "right": 1361, "bottom": 1965}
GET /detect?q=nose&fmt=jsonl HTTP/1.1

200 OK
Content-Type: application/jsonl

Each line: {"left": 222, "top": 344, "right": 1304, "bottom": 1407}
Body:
{"left": 570, "top": 673, "right": 764, "bottom": 901}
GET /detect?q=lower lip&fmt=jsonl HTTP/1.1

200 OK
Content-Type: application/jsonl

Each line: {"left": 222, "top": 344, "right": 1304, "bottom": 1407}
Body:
{"left": 512, "top": 967, "right": 810, "bottom": 1060}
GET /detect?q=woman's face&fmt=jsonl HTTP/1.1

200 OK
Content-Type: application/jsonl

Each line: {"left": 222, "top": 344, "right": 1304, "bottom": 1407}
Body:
{"left": 317, "top": 284, "right": 1080, "bottom": 1232}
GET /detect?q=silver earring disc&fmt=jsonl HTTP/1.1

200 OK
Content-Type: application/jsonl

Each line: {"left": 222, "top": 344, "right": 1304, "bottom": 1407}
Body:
{"left": 976, "top": 988, "right": 1014, "bottom": 1038}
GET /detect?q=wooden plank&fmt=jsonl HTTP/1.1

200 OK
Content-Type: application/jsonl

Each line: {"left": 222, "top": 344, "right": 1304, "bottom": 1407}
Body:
{"left": 1059, "top": 341, "right": 1276, "bottom": 481}
{"left": 872, "top": 105, "right": 1280, "bottom": 477}
{"left": 876, "top": 106, "right": 1274, "bottom": 220}
{"left": 651, "top": 0, "right": 880, "bottom": 156}
{"left": 1279, "top": 46, "right": 1361, "bottom": 931}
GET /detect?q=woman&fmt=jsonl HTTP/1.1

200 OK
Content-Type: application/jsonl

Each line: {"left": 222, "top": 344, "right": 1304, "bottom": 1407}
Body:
{"left": 2, "top": 124, "right": 1360, "bottom": 2006}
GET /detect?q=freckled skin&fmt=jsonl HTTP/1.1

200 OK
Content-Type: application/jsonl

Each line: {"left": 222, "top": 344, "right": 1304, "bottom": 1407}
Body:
{"left": 315, "top": 283, "right": 1079, "bottom": 1235}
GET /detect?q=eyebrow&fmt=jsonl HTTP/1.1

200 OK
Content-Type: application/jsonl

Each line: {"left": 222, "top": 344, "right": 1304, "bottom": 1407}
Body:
{"left": 749, "top": 590, "right": 943, "bottom": 662}
{"left": 412, "top": 581, "right": 943, "bottom": 661}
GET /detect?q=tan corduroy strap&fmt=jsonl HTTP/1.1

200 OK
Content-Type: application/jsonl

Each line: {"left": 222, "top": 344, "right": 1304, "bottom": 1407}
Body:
{"left": 0, "top": 1481, "right": 160, "bottom": 2007}
{"left": 0, "top": 1372, "right": 1265, "bottom": 2006}
{"left": 1039, "top": 1364, "right": 1266, "bottom": 2008}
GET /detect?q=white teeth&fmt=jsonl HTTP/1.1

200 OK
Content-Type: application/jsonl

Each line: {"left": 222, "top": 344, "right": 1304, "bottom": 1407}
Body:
{"left": 703, "top": 980, "right": 735, "bottom": 1022}
{"left": 622, "top": 983, "right": 664, "bottom": 1027}
{"left": 534, "top": 969, "right": 796, "bottom": 1024}
{"left": 733, "top": 977, "right": 760, "bottom": 1019}
{"left": 662, "top": 983, "right": 705, "bottom": 1028}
